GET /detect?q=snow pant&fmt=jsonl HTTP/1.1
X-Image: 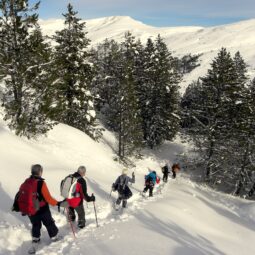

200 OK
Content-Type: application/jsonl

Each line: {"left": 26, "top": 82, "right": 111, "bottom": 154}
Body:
{"left": 143, "top": 185, "right": 154, "bottom": 197}
{"left": 172, "top": 171, "right": 176, "bottom": 179}
{"left": 116, "top": 186, "right": 132, "bottom": 208}
{"left": 116, "top": 194, "right": 127, "bottom": 208}
{"left": 68, "top": 203, "right": 86, "bottom": 228}
{"left": 29, "top": 206, "right": 58, "bottom": 239}
{"left": 163, "top": 173, "right": 168, "bottom": 182}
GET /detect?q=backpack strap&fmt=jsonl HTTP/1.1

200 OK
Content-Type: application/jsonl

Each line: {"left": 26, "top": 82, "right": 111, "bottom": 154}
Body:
{"left": 70, "top": 175, "right": 82, "bottom": 197}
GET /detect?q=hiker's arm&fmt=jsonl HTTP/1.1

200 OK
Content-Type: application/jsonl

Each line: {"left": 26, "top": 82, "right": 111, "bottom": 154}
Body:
{"left": 41, "top": 182, "right": 58, "bottom": 206}
{"left": 128, "top": 174, "right": 135, "bottom": 184}
{"left": 79, "top": 178, "right": 93, "bottom": 202}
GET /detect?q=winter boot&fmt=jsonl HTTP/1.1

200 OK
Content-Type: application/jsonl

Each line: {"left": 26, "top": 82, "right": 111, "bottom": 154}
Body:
{"left": 78, "top": 219, "right": 86, "bottom": 229}
{"left": 122, "top": 200, "right": 127, "bottom": 208}
{"left": 115, "top": 198, "right": 121, "bottom": 210}
{"left": 28, "top": 237, "right": 40, "bottom": 254}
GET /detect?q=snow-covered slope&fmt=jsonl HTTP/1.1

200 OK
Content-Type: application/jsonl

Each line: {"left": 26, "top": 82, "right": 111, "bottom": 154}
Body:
{"left": 0, "top": 112, "right": 255, "bottom": 254}
{"left": 39, "top": 16, "right": 255, "bottom": 93}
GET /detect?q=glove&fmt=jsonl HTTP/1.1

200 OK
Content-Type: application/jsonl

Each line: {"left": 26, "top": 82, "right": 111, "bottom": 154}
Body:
{"left": 90, "top": 194, "right": 96, "bottom": 202}
{"left": 57, "top": 199, "right": 69, "bottom": 208}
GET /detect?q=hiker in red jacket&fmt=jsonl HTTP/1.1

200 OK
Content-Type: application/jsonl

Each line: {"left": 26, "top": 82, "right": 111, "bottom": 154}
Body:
{"left": 63, "top": 166, "right": 95, "bottom": 229}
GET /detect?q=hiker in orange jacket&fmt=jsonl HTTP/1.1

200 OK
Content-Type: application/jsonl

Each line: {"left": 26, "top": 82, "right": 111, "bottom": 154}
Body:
{"left": 13, "top": 164, "right": 67, "bottom": 253}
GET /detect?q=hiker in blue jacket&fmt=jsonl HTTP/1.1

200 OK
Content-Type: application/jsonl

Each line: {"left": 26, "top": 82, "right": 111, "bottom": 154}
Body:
{"left": 143, "top": 171, "right": 157, "bottom": 197}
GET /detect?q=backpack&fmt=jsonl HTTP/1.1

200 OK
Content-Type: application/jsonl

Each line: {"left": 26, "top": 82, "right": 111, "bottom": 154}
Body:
{"left": 145, "top": 175, "right": 154, "bottom": 186}
{"left": 60, "top": 175, "right": 81, "bottom": 199}
{"left": 117, "top": 175, "right": 127, "bottom": 194}
{"left": 113, "top": 179, "right": 133, "bottom": 199}
{"left": 16, "top": 178, "right": 43, "bottom": 216}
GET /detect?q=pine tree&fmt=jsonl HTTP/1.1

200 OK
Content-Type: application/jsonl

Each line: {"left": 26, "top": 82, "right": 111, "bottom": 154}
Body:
{"left": 137, "top": 38, "right": 155, "bottom": 143}
{"left": 0, "top": 0, "right": 55, "bottom": 138}
{"left": 144, "top": 35, "right": 181, "bottom": 148}
{"left": 233, "top": 77, "right": 255, "bottom": 195}
{"left": 182, "top": 48, "right": 253, "bottom": 189}
{"left": 52, "top": 4, "right": 99, "bottom": 138}
{"left": 181, "top": 79, "right": 203, "bottom": 128}
{"left": 233, "top": 51, "right": 248, "bottom": 85}
{"left": 179, "top": 53, "right": 201, "bottom": 74}
{"left": 118, "top": 32, "right": 143, "bottom": 158}
{"left": 92, "top": 33, "right": 144, "bottom": 158}
{"left": 90, "top": 39, "right": 123, "bottom": 131}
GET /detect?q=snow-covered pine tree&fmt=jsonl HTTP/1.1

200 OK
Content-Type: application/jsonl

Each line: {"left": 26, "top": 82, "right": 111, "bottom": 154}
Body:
{"left": 0, "top": 0, "right": 55, "bottom": 138}
{"left": 90, "top": 39, "right": 123, "bottom": 131}
{"left": 232, "top": 75, "right": 255, "bottom": 195}
{"left": 143, "top": 35, "right": 181, "bottom": 148}
{"left": 247, "top": 79, "right": 255, "bottom": 195}
{"left": 179, "top": 53, "right": 201, "bottom": 74}
{"left": 52, "top": 4, "right": 100, "bottom": 139}
{"left": 118, "top": 32, "right": 143, "bottom": 158}
{"left": 91, "top": 34, "right": 144, "bottom": 158}
{"left": 181, "top": 79, "right": 203, "bottom": 129}
{"left": 182, "top": 48, "right": 248, "bottom": 184}
{"left": 136, "top": 38, "right": 155, "bottom": 145}
{"left": 233, "top": 51, "right": 248, "bottom": 85}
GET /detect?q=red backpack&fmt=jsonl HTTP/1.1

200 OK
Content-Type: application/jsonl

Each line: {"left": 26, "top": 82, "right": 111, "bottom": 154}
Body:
{"left": 17, "top": 178, "right": 44, "bottom": 216}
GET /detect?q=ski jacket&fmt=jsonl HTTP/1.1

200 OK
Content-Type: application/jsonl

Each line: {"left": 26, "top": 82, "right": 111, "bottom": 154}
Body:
{"left": 31, "top": 176, "right": 58, "bottom": 214}
{"left": 67, "top": 172, "right": 93, "bottom": 208}
{"left": 114, "top": 174, "right": 135, "bottom": 187}
{"left": 145, "top": 172, "right": 157, "bottom": 184}
{"left": 114, "top": 174, "right": 135, "bottom": 192}
{"left": 162, "top": 165, "right": 170, "bottom": 175}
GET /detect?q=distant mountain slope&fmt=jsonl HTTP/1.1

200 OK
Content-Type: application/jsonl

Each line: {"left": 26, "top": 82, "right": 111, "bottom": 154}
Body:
{"left": 39, "top": 16, "right": 255, "bottom": 93}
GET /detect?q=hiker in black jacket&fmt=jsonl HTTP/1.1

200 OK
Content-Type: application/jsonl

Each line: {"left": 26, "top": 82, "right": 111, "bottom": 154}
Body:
{"left": 112, "top": 169, "right": 135, "bottom": 209}
{"left": 162, "top": 164, "right": 170, "bottom": 182}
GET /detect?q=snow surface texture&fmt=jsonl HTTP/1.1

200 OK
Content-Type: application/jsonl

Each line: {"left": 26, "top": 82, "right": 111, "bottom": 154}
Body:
{"left": 39, "top": 16, "right": 255, "bottom": 94}
{"left": 0, "top": 110, "right": 255, "bottom": 255}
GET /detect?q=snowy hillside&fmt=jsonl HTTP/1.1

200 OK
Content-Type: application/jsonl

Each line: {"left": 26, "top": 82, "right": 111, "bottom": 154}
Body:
{"left": 0, "top": 111, "right": 255, "bottom": 254}
{"left": 39, "top": 16, "right": 255, "bottom": 93}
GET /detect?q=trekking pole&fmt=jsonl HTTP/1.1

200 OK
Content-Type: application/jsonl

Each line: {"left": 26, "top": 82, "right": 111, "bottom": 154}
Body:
{"left": 66, "top": 207, "right": 76, "bottom": 238}
{"left": 109, "top": 189, "right": 113, "bottom": 198}
{"left": 93, "top": 201, "right": 99, "bottom": 227}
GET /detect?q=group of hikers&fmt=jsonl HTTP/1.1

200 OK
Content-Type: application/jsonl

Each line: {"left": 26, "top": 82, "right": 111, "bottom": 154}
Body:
{"left": 12, "top": 162, "right": 180, "bottom": 254}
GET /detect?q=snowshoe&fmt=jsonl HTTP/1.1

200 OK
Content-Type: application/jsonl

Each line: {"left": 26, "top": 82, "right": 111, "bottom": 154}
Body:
{"left": 51, "top": 234, "right": 63, "bottom": 242}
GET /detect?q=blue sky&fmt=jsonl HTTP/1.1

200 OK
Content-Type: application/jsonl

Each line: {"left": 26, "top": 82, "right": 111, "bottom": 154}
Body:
{"left": 33, "top": 0, "right": 255, "bottom": 27}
